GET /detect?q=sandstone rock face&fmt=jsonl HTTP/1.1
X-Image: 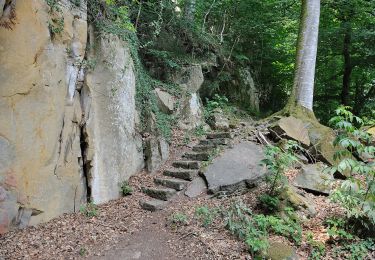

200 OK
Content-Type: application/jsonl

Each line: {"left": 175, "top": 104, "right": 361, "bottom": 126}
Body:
{"left": 0, "top": 1, "right": 145, "bottom": 233}
{"left": 154, "top": 88, "right": 175, "bottom": 114}
{"left": 0, "top": 0, "right": 88, "bottom": 231}
{"left": 238, "top": 68, "right": 259, "bottom": 113}
{"left": 83, "top": 32, "right": 144, "bottom": 204}
{"left": 144, "top": 137, "right": 169, "bottom": 174}
{"left": 171, "top": 65, "right": 206, "bottom": 130}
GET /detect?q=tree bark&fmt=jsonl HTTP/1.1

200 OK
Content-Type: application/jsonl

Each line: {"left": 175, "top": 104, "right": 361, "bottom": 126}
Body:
{"left": 341, "top": 23, "right": 352, "bottom": 106}
{"left": 288, "top": 0, "right": 321, "bottom": 111}
{"left": 184, "top": 0, "right": 196, "bottom": 23}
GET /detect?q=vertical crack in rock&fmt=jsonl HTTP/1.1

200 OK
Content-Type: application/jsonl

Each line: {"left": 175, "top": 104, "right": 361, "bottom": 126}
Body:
{"left": 53, "top": 117, "right": 65, "bottom": 180}
{"left": 79, "top": 123, "right": 91, "bottom": 203}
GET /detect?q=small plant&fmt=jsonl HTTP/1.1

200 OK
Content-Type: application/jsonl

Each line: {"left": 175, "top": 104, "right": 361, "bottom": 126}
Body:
{"left": 78, "top": 247, "right": 87, "bottom": 256}
{"left": 328, "top": 106, "right": 375, "bottom": 230}
{"left": 194, "top": 125, "right": 207, "bottom": 137}
{"left": 306, "top": 232, "right": 326, "bottom": 260}
{"left": 168, "top": 212, "right": 188, "bottom": 227}
{"left": 261, "top": 140, "right": 299, "bottom": 195}
{"left": 325, "top": 218, "right": 353, "bottom": 240}
{"left": 120, "top": 181, "right": 133, "bottom": 196}
{"left": 332, "top": 239, "right": 374, "bottom": 260}
{"left": 224, "top": 200, "right": 302, "bottom": 257}
{"left": 195, "top": 206, "right": 218, "bottom": 227}
{"left": 80, "top": 202, "right": 98, "bottom": 217}
{"left": 259, "top": 194, "right": 280, "bottom": 213}
{"left": 81, "top": 58, "right": 97, "bottom": 71}
{"left": 46, "top": 0, "right": 61, "bottom": 12}
{"left": 204, "top": 94, "right": 230, "bottom": 121}
{"left": 49, "top": 17, "right": 64, "bottom": 38}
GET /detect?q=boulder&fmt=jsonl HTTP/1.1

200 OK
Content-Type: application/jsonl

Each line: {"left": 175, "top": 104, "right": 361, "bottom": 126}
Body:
{"left": 203, "top": 142, "right": 265, "bottom": 194}
{"left": 185, "top": 177, "right": 207, "bottom": 198}
{"left": 208, "top": 108, "right": 230, "bottom": 131}
{"left": 271, "top": 116, "right": 310, "bottom": 146}
{"left": 280, "top": 186, "right": 316, "bottom": 217}
{"left": 170, "top": 64, "right": 206, "bottom": 130}
{"left": 171, "top": 64, "right": 204, "bottom": 92}
{"left": 154, "top": 88, "right": 175, "bottom": 114}
{"left": 293, "top": 163, "right": 333, "bottom": 195}
{"left": 266, "top": 241, "right": 298, "bottom": 260}
{"left": 178, "top": 93, "right": 206, "bottom": 130}
{"left": 145, "top": 137, "right": 169, "bottom": 174}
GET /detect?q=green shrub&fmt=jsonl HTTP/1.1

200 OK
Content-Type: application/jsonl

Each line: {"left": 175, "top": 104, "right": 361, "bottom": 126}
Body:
{"left": 195, "top": 206, "right": 218, "bottom": 227}
{"left": 168, "top": 212, "right": 188, "bottom": 227}
{"left": 225, "top": 201, "right": 301, "bottom": 257}
{"left": 328, "top": 106, "right": 375, "bottom": 230}
{"left": 80, "top": 202, "right": 98, "bottom": 217}
{"left": 259, "top": 194, "right": 280, "bottom": 212}
{"left": 120, "top": 181, "right": 133, "bottom": 196}
{"left": 306, "top": 232, "right": 326, "bottom": 260}
{"left": 333, "top": 239, "right": 374, "bottom": 260}
{"left": 261, "top": 141, "right": 300, "bottom": 195}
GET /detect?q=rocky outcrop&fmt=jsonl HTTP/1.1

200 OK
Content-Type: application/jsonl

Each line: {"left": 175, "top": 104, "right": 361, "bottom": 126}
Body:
{"left": 170, "top": 64, "right": 206, "bottom": 130}
{"left": 0, "top": 0, "right": 145, "bottom": 233}
{"left": 83, "top": 32, "right": 144, "bottom": 204}
{"left": 0, "top": 0, "right": 88, "bottom": 231}
{"left": 154, "top": 88, "right": 175, "bottom": 114}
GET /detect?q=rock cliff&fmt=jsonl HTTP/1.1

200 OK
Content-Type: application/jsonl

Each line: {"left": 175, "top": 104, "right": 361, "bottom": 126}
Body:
{"left": 0, "top": 0, "right": 208, "bottom": 234}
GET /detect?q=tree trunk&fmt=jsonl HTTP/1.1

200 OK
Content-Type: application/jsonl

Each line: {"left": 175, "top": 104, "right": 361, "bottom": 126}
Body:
{"left": 341, "top": 23, "right": 352, "bottom": 106}
{"left": 184, "top": 0, "right": 196, "bottom": 23}
{"left": 288, "top": 0, "right": 321, "bottom": 111}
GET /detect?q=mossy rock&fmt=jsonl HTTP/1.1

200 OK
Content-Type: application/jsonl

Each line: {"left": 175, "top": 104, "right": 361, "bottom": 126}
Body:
{"left": 266, "top": 241, "right": 298, "bottom": 260}
{"left": 280, "top": 186, "right": 316, "bottom": 217}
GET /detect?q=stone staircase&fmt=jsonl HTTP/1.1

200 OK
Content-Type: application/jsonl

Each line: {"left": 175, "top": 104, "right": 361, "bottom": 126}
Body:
{"left": 139, "top": 132, "right": 233, "bottom": 211}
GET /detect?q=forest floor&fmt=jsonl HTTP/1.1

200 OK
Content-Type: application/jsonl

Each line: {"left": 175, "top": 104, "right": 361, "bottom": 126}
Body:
{"left": 0, "top": 127, "right": 374, "bottom": 260}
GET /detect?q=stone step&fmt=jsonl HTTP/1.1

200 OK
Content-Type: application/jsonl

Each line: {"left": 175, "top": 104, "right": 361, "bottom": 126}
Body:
{"left": 199, "top": 138, "right": 229, "bottom": 146}
{"left": 183, "top": 152, "right": 210, "bottom": 161}
{"left": 139, "top": 199, "right": 168, "bottom": 211}
{"left": 154, "top": 177, "right": 189, "bottom": 191}
{"left": 172, "top": 160, "right": 200, "bottom": 170}
{"left": 192, "top": 144, "right": 216, "bottom": 152}
{"left": 141, "top": 187, "right": 176, "bottom": 201}
{"left": 163, "top": 168, "right": 198, "bottom": 181}
{"left": 206, "top": 132, "right": 232, "bottom": 139}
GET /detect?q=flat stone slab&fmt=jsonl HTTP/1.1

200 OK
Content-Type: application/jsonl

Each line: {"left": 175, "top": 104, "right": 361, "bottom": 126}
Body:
{"left": 203, "top": 142, "right": 265, "bottom": 193}
{"left": 199, "top": 138, "right": 229, "bottom": 146}
{"left": 183, "top": 152, "right": 210, "bottom": 161}
{"left": 206, "top": 132, "right": 232, "bottom": 139}
{"left": 154, "top": 177, "right": 188, "bottom": 191}
{"left": 172, "top": 161, "right": 200, "bottom": 169}
{"left": 293, "top": 163, "right": 333, "bottom": 195}
{"left": 141, "top": 187, "right": 176, "bottom": 201}
{"left": 185, "top": 177, "right": 207, "bottom": 198}
{"left": 163, "top": 169, "right": 198, "bottom": 181}
{"left": 192, "top": 144, "right": 216, "bottom": 152}
{"left": 139, "top": 199, "right": 168, "bottom": 211}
